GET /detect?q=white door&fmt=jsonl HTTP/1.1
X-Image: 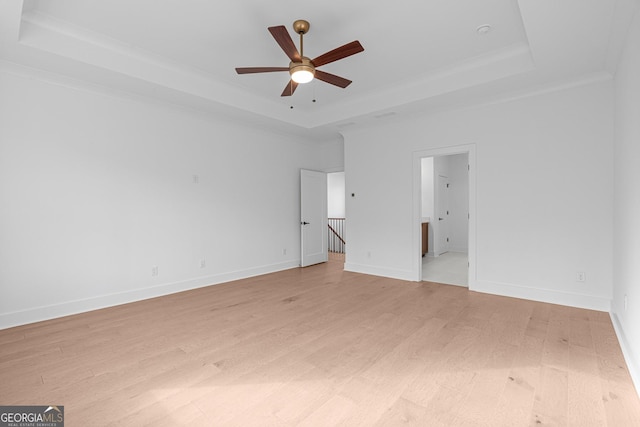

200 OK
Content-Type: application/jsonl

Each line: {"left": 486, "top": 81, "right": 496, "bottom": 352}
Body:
{"left": 300, "top": 169, "right": 328, "bottom": 267}
{"left": 436, "top": 174, "right": 450, "bottom": 255}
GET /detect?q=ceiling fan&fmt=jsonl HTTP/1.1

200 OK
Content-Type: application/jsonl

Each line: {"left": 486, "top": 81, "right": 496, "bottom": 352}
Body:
{"left": 235, "top": 20, "right": 364, "bottom": 97}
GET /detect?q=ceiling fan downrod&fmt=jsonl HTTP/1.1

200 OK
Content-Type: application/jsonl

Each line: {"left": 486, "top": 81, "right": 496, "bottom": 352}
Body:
{"left": 293, "top": 19, "right": 310, "bottom": 57}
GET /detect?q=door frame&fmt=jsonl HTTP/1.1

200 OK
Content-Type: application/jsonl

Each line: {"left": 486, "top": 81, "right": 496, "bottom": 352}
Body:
{"left": 412, "top": 144, "right": 476, "bottom": 289}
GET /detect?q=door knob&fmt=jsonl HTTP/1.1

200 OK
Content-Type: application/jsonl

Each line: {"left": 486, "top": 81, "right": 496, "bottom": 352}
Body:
{"left": 439, "top": 217, "right": 444, "bottom": 221}
{"left": 301, "top": 221, "right": 310, "bottom": 225}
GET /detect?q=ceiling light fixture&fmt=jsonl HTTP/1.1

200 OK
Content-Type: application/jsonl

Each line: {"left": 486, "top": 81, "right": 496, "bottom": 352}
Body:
{"left": 476, "top": 24, "right": 492, "bottom": 35}
{"left": 290, "top": 57, "right": 315, "bottom": 84}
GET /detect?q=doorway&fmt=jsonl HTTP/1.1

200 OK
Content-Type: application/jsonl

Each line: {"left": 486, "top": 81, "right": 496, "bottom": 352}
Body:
{"left": 413, "top": 146, "right": 476, "bottom": 288}
{"left": 300, "top": 169, "right": 328, "bottom": 267}
{"left": 421, "top": 154, "right": 468, "bottom": 286}
{"left": 327, "top": 172, "right": 346, "bottom": 262}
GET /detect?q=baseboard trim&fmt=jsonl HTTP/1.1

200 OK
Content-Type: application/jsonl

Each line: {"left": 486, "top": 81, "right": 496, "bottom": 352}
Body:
{"left": 472, "top": 279, "right": 612, "bottom": 312}
{"left": 344, "top": 262, "right": 414, "bottom": 281}
{"left": 0, "top": 260, "right": 300, "bottom": 330}
{"left": 447, "top": 247, "right": 469, "bottom": 254}
{"left": 610, "top": 312, "right": 640, "bottom": 397}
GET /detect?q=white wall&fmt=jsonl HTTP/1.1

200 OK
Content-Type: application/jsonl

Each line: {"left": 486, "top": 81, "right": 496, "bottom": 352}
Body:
{"left": 420, "top": 158, "right": 434, "bottom": 220}
{"left": 327, "top": 172, "right": 345, "bottom": 218}
{"left": 612, "top": 4, "right": 640, "bottom": 392}
{"left": 0, "top": 69, "right": 342, "bottom": 329}
{"left": 343, "top": 80, "right": 614, "bottom": 311}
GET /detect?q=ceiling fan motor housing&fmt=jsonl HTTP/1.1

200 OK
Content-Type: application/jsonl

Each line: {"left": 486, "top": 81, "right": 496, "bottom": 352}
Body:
{"left": 289, "top": 57, "right": 315, "bottom": 83}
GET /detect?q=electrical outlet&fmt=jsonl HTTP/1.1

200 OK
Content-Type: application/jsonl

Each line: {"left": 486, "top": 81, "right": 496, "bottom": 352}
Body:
{"left": 282, "top": 248, "right": 287, "bottom": 256}
{"left": 200, "top": 258, "right": 206, "bottom": 268}
{"left": 151, "top": 266, "right": 159, "bottom": 277}
{"left": 576, "top": 272, "right": 586, "bottom": 282}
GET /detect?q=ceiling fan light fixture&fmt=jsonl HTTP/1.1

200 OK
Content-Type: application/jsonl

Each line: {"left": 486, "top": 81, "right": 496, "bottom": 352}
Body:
{"left": 290, "top": 58, "right": 315, "bottom": 84}
{"left": 291, "top": 69, "right": 314, "bottom": 84}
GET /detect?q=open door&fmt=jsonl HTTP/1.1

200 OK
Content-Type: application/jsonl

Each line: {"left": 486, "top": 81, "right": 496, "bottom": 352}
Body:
{"left": 436, "top": 174, "right": 450, "bottom": 255}
{"left": 300, "top": 169, "right": 328, "bottom": 267}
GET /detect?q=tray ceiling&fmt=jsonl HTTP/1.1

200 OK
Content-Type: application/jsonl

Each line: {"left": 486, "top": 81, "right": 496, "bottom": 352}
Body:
{"left": 1, "top": 0, "right": 636, "bottom": 137}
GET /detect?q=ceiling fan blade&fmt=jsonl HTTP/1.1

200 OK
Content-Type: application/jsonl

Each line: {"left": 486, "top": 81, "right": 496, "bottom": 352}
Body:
{"left": 281, "top": 80, "right": 299, "bottom": 97}
{"left": 314, "top": 70, "right": 352, "bottom": 88}
{"left": 235, "top": 67, "right": 289, "bottom": 74}
{"left": 311, "top": 40, "right": 364, "bottom": 67}
{"left": 268, "top": 26, "right": 301, "bottom": 62}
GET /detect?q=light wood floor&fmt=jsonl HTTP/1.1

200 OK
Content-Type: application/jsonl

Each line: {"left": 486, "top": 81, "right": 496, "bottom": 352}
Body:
{"left": 1, "top": 259, "right": 639, "bottom": 426}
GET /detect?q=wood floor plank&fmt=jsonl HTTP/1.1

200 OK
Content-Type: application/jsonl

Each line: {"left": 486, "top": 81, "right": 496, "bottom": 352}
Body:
{"left": 567, "top": 344, "right": 607, "bottom": 426}
{"left": 541, "top": 312, "right": 570, "bottom": 371}
{"left": 373, "top": 397, "right": 429, "bottom": 426}
{"left": 298, "top": 394, "right": 358, "bottom": 427}
{"left": 417, "top": 384, "right": 466, "bottom": 426}
{"left": 453, "top": 340, "right": 517, "bottom": 426}
{"left": 491, "top": 334, "right": 544, "bottom": 427}
{"left": 531, "top": 366, "right": 569, "bottom": 426}
{"left": 0, "top": 259, "right": 638, "bottom": 426}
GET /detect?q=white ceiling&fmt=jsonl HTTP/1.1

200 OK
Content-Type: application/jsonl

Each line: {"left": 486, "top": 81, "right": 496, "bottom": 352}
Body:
{"left": 0, "top": 0, "right": 637, "bottom": 139}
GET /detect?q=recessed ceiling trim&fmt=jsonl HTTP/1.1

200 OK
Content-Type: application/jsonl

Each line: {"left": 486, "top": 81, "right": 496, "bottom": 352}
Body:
{"left": 337, "top": 121, "right": 356, "bottom": 128}
{"left": 18, "top": 11, "right": 318, "bottom": 128}
{"left": 2, "top": 0, "right": 627, "bottom": 136}
{"left": 305, "top": 42, "right": 535, "bottom": 128}
{"left": 14, "top": 10, "right": 536, "bottom": 131}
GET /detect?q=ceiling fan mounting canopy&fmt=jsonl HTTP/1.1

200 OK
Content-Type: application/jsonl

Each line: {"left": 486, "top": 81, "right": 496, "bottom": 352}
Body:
{"left": 292, "top": 19, "right": 310, "bottom": 35}
{"left": 235, "top": 19, "right": 364, "bottom": 96}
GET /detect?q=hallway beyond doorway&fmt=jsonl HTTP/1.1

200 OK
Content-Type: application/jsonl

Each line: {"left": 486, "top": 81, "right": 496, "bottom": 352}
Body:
{"left": 422, "top": 252, "right": 468, "bottom": 287}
